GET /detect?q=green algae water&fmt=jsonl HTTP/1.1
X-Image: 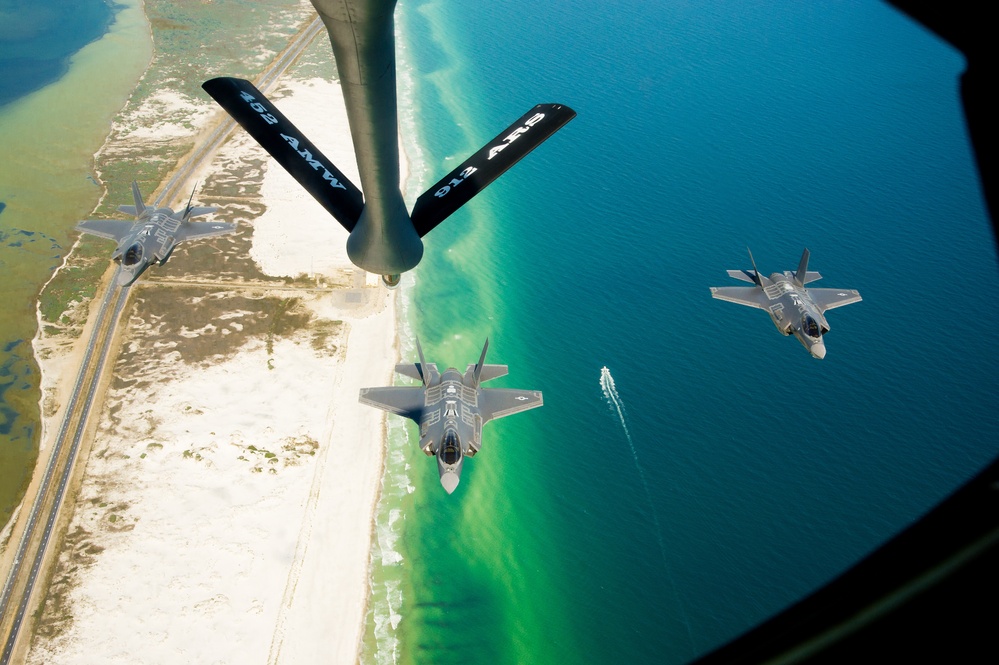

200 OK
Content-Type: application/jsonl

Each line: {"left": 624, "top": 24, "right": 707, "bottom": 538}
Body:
{"left": 0, "top": 0, "right": 151, "bottom": 529}
{"left": 365, "top": 1, "right": 999, "bottom": 663}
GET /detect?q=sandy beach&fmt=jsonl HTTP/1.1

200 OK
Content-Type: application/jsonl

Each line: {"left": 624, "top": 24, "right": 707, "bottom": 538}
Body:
{"left": 24, "top": 75, "right": 400, "bottom": 664}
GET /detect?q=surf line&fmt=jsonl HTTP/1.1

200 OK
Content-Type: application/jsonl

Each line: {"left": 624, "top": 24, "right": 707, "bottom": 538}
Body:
{"left": 600, "top": 366, "right": 696, "bottom": 654}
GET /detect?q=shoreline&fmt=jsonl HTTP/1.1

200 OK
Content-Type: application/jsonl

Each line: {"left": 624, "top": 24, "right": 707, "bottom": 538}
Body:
{"left": 0, "top": 0, "right": 153, "bottom": 539}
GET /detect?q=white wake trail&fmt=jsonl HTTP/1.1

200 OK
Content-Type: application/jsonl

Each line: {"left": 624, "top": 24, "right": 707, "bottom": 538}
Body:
{"left": 600, "top": 366, "right": 696, "bottom": 653}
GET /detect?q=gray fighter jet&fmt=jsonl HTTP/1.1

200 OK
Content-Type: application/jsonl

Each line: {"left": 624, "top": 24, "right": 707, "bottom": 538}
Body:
{"left": 360, "top": 339, "right": 543, "bottom": 493}
{"left": 203, "top": 0, "right": 575, "bottom": 287}
{"left": 76, "top": 181, "right": 235, "bottom": 287}
{"left": 710, "top": 248, "right": 862, "bottom": 359}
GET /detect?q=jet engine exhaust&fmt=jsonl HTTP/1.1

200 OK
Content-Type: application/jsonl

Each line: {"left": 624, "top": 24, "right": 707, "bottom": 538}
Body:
{"left": 382, "top": 273, "right": 401, "bottom": 288}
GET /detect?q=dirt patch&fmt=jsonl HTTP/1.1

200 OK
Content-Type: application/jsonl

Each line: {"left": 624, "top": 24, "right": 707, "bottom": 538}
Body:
{"left": 114, "top": 288, "right": 315, "bottom": 371}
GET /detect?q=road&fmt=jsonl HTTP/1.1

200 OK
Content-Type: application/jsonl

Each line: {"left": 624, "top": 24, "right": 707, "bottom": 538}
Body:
{"left": 0, "top": 16, "right": 324, "bottom": 664}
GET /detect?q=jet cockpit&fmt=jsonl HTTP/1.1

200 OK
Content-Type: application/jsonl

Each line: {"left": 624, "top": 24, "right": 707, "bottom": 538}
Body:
{"left": 123, "top": 244, "right": 143, "bottom": 266}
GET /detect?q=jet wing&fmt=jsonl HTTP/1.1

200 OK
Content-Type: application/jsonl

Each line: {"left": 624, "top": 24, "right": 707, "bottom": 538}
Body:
{"left": 359, "top": 387, "right": 425, "bottom": 423}
{"left": 175, "top": 221, "right": 237, "bottom": 242}
{"left": 808, "top": 288, "right": 862, "bottom": 312}
{"left": 479, "top": 389, "right": 543, "bottom": 424}
{"left": 76, "top": 219, "right": 135, "bottom": 241}
{"left": 710, "top": 286, "right": 770, "bottom": 309}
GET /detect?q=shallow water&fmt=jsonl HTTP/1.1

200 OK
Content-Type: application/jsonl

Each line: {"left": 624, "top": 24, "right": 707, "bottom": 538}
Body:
{"left": 0, "top": 0, "right": 150, "bottom": 527}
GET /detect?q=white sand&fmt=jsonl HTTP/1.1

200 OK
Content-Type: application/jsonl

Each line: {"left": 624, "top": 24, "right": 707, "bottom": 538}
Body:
{"left": 26, "top": 76, "right": 399, "bottom": 664}
{"left": 250, "top": 78, "right": 361, "bottom": 277}
{"left": 116, "top": 90, "right": 216, "bottom": 142}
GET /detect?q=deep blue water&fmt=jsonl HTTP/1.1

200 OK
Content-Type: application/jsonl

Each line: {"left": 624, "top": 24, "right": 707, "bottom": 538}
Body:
{"left": 395, "top": 1, "right": 999, "bottom": 663}
{"left": 0, "top": 0, "right": 120, "bottom": 108}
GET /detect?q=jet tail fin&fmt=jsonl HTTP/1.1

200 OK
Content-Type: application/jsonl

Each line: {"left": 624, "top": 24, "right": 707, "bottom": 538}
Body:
{"left": 747, "top": 247, "right": 764, "bottom": 287}
{"left": 415, "top": 337, "right": 430, "bottom": 387}
{"left": 472, "top": 338, "right": 490, "bottom": 386}
{"left": 202, "top": 77, "right": 364, "bottom": 232}
{"left": 409, "top": 104, "right": 576, "bottom": 237}
{"left": 180, "top": 183, "right": 217, "bottom": 220}
{"left": 795, "top": 248, "right": 811, "bottom": 286}
{"left": 183, "top": 185, "right": 196, "bottom": 218}
{"left": 131, "top": 181, "right": 146, "bottom": 215}
{"left": 396, "top": 338, "right": 439, "bottom": 384}
{"left": 118, "top": 181, "right": 147, "bottom": 217}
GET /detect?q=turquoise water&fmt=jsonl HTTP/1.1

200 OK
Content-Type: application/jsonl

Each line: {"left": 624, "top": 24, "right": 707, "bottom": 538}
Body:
{"left": 372, "top": 1, "right": 999, "bottom": 663}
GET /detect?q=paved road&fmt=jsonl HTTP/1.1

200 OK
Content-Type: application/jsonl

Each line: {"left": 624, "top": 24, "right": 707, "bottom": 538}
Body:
{"left": 0, "top": 278, "right": 127, "bottom": 664}
{"left": 0, "top": 16, "right": 324, "bottom": 663}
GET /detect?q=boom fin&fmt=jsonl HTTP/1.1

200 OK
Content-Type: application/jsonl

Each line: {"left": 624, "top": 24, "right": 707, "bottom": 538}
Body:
{"left": 795, "top": 247, "right": 810, "bottom": 287}
{"left": 202, "top": 77, "right": 364, "bottom": 232}
{"left": 410, "top": 103, "right": 576, "bottom": 237}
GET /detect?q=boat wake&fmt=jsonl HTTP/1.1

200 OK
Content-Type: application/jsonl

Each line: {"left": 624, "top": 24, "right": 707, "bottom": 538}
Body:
{"left": 600, "top": 366, "right": 696, "bottom": 653}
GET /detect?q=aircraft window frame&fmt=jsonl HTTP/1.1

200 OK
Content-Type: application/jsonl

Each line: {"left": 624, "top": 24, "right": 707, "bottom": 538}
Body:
{"left": 802, "top": 315, "right": 821, "bottom": 339}
{"left": 440, "top": 431, "right": 461, "bottom": 465}
{"left": 123, "top": 243, "right": 143, "bottom": 266}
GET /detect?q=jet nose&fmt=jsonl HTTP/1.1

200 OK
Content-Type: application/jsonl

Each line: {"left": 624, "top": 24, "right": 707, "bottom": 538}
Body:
{"left": 440, "top": 472, "right": 460, "bottom": 494}
{"left": 810, "top": 343, "right": 827, "bottom": 360}
{"left": 117, "top": 269, "right": 136, "bottom": 287}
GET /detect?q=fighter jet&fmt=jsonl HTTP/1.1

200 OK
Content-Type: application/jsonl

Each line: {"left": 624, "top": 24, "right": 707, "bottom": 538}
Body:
{"left": 76, "top": 181, "right": 235, "bottom": 287}
{"left": 710, "top": 248, "right": 862, "bottom": 359}
{"left": 203, "top": 0, "right": 575, "bottom": 288}
{"left": 359, "top": 339, "right": 543, "bottom": 493}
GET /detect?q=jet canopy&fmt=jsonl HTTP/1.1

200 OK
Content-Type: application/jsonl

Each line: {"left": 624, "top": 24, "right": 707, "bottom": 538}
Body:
{"left": 802, "top": 314, "right": 822, "bottom": 339}
{"left": 123, "top": 243, "right": 143, "bottom": 266}
{"left": 440, "top": 430, "right": 461, "bottom": 465}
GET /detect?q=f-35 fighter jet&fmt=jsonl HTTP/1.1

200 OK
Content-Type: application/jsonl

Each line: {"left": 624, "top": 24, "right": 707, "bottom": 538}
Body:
{"left": 710, "top": 248, "right": 862, "bottom": 359}
{"left": 203, "top": 0, "right": 575, "bottom": 288}
{"left": 76, "top": 181, "right": 235, "bottom": 287}
{"left": 360, "top": 339, "right": 543, "bottom": 493}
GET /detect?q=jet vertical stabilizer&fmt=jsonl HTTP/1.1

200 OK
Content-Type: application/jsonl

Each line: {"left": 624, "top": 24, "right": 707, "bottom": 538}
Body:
{"left": 415, "top": 337, "right": 430, "bottom": 386}
{"left": 748, "top": 247, "right": 764, "bottom": 287}
{"left": 117, "top": 181, "right": 147, "bottom": 216}
{"left": 469, "top": 338, "right": 490, "bottom": 386}
{"left": 794, "top": 247, "right": 811, "bottom": 287}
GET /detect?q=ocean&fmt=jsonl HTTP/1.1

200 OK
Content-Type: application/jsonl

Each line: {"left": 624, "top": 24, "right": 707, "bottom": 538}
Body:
{"left": 364, "top": 1, "right": 999, "bottom": 663}
{"left": 2, "top": 1, "right": 997, "bottom": 664}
